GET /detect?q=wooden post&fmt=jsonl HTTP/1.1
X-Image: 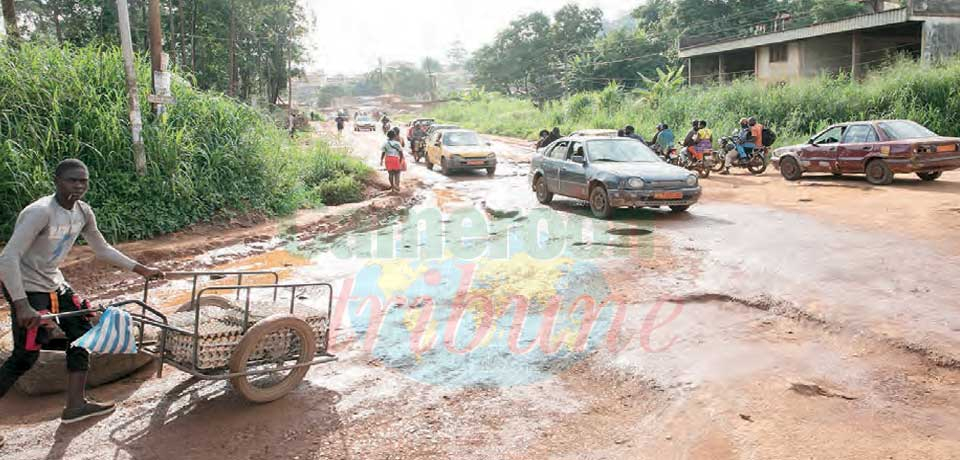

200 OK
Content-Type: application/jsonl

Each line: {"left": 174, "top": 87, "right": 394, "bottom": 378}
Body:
{"left": 116, "top": 0, "right": 147, "bottom": 175}
{"left": 686, "top": 58, "right": 692, "bottom": 85}
{"left": 148, "top": 0, "right": 163, "bottom": 114}
{"left": 718, "top": 54, "right": 726, "bottom": 84}
{"left": 851, "top": 31, "right": 862, "bottom": 80}
{"left": 168, "top": 1, "right": 176, "bottom": 67}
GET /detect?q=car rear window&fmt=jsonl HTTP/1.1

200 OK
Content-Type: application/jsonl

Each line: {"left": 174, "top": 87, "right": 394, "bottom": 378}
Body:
{"left": 877, "top": 121, "right": 937, "bottom": 140}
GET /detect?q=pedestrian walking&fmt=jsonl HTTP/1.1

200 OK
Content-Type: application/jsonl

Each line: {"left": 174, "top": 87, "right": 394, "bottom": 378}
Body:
{"left": 381, "top": 130, "right": 406, "bottom": 193}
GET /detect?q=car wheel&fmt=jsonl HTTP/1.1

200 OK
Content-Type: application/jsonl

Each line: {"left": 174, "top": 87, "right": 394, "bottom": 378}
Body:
{"left": 486, "top": 166, "right": 496, "bottom": 176}
{"left": 865, "top": 158, "right": 894, "bottom": 185}
{"left": 589, "top": 184, "right": 614, "bottom": 219}
{"left": 535, "top": 175, "right": 553, "bottom": 204}
{"left": 669, "top": 205, "right": 690, "bottom": 213}
{"left": 779, "top": 156, "right": 803, "bottom": 181}
{"left": 440, "top": 157, "right": 450, "bottom": 175}
{"left": 917, "top": 171, "right": 942, "bottom": 181}
{"left": 425, "top": 158, "right": 434, "bottom": 170}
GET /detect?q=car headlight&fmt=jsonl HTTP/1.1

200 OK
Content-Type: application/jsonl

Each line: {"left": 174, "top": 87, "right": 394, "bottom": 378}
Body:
{"left": 627, "top": 178, "right": 645, "bottom": 189}
{"left": 685, "top": 175, "right": 698, "bottom": 187}
{"left": 487, "top": 152, "right": 496, "bottom": 158}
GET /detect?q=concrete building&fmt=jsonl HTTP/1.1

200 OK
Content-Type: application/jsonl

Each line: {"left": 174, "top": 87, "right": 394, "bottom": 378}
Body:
{"left": 679, "top": 0, "right": 960, "bottom": 84}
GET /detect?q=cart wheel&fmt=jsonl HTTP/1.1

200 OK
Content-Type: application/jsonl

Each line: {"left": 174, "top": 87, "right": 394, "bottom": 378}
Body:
{"left": 174, "top": 295, "right": 237, "bottom": 313}
{"left": 229, "top": 314, "right": 317, "bottom": 403}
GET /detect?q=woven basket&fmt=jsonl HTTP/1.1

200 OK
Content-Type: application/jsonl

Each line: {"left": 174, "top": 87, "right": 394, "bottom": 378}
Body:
{"left": 162, "top": 301, "right": 329, "bottom": 370}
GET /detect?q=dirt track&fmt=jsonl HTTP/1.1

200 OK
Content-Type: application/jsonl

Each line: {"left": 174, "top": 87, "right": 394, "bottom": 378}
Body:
{"left": 2, "top": 122, "right": 959, "bottom": 459}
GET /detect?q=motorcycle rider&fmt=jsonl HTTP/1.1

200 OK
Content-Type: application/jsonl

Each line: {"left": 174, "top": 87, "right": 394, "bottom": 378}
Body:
{"left": 723, "top": 118, "right": 753, "bottom": 175}
{"left": 680, "top": 120, "right": 700, "bottom": 163}
{"left": 652, "top": 123, "right": 675, "bottom": 154}
{"left": 381, "top": 113, "right": 391, "bottom": 133}
{"left": 748, "top": 117, "right": 764, "bottom": 153}
{"left": 687, "top": 120, "right": 712, "bottom": 164}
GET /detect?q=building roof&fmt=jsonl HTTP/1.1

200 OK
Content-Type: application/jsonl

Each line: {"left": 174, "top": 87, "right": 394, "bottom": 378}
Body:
{"left": 679, "top": 8, "right": 911, "bottom": 58}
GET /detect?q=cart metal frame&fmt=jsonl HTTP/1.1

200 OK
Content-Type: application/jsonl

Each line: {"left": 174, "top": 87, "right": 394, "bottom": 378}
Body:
{"left": 44, "top": 270, "right": 338, "bottom": 387}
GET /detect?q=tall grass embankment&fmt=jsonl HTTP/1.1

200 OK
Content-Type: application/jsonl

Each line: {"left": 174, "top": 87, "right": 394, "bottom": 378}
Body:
{"left": 429, "top": 58, "right": 960, "bottom": 145}
{"left": 1, "top": 44, "right": 370, "bottom": 242}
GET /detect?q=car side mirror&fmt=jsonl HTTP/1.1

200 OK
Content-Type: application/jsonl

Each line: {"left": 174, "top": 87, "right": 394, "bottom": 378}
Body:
{"left": 808, "top": 138, "right": 817, "bottom": 146}
{"left": 486, "top": 142, "right": 492, "bottom": 146}
{"left": 435, "top": 141, "right": 442, "bottom": 147}
{"left": 571, "top": 154, "right": 585, "bottom": 164}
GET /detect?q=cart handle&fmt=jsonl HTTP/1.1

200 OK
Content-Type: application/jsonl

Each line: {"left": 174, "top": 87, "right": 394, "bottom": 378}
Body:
{"left": 39, "top": 299, "right": 166, "bottom": 322}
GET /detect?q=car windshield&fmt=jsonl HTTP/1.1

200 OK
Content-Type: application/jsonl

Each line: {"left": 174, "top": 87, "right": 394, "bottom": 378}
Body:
{"left": 443, "top": 132, "right": 481, "bottom": 146}
{"left": 877, "top": 121, "right": 937, "bottom": 140}
{"left": 586, "top": 139, "right": 661, "bottom": 162}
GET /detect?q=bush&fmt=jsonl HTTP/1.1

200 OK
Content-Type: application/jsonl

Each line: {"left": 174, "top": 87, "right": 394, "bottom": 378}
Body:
{"left": 0, "top": 44, "right": 370, "bottom": 242}
{"left": 429, "top": 57, "right": 960, "bottom": 145}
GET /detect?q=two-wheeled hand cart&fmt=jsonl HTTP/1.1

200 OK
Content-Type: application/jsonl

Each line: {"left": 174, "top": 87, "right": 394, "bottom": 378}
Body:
{"left": 42, "top": 270, "right": 337, "bottom": 402}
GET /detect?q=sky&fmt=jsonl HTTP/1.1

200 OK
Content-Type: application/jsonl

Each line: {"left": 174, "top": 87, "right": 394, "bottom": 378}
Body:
{"left": 302, "top": 0, "right": 635, "bottom": 76}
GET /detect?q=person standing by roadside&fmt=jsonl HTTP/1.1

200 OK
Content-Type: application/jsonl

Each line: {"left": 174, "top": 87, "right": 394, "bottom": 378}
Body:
{"left": 543, "top": 127, "right": 561, "bottom": 146}
{"left": 0, "top": 159, "right": 164, "bottom": 426}
{"left": 535, "top": 129, "right": 551, "bottom": 149}
{"left": 381, "top": 130, "right": 406, "bottom": 193}
{"left": 623, "top": 125, "right": 645, "bottom": 143}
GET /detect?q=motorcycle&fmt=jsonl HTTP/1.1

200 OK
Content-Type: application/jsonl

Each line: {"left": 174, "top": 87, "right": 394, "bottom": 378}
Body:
{"left": 411, "top": 136, "right": 426, "bottom": 162}
{"left": 717, "top": 133, "right": 768, "bottom": 175}
{"left": 654, "top": 143, "right": 712, "bottom": 178}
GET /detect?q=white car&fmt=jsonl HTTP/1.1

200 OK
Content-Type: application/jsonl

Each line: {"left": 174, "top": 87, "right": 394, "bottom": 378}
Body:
{"left": 354, "top": 116, "right": 376, "bottom": 132}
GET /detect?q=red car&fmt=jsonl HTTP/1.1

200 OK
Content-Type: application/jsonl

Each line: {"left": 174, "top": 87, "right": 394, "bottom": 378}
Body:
{"left": 772, "top": 120, "right": 960, "bottom": 185}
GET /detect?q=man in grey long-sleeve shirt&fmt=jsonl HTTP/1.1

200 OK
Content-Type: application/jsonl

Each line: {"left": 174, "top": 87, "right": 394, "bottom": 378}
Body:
{"left": 0, "top": 158, "right": 163, "bottom": 425}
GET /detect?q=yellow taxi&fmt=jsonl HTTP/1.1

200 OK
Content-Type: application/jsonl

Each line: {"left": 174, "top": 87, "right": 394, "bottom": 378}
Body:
{"left": 425, "top": 129, "right": 498, "bottom": 175}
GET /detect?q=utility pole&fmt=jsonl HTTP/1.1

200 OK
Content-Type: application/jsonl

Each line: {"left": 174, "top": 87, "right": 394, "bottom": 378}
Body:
{"left": 287, "top": 45, "right": 294, "bottom": 136}
{"left": 148, "top": 0, "right": 163, "bottom": 113}
{"left": 228, "top": 0, "right": 236, "bottom": 96}
{"left": 116, "top": 0, "right": 147, "bottom": 175}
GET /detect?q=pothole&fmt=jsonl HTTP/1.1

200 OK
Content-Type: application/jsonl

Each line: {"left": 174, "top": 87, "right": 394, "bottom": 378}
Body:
{"left": 607, "top": 228, "right": 653, "bottom": 236}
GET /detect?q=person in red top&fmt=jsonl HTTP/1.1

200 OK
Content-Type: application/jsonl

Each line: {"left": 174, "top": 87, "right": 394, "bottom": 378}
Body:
{"left": 749, "top": 117, "right": 764, "bottom": 147}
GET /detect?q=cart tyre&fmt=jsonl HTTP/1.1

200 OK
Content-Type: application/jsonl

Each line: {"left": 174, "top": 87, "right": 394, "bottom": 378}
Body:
{"left": 175, "top": 295, "right": 238, "bottom": 313}
{"left": 229, "top": 314, "right": 317, "bottom": 403}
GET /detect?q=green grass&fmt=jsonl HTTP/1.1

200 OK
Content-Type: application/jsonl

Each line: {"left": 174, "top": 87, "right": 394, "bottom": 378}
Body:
{"left": 429, "top": 57, "right": 960, "bottom": 146}
{"left": 1, "top": 43, "right": 371, "bottom": 242}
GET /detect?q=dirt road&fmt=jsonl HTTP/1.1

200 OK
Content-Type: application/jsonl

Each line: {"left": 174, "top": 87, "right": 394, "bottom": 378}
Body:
{"left": 2, "top": 122, "right": 959, "bottom": 460}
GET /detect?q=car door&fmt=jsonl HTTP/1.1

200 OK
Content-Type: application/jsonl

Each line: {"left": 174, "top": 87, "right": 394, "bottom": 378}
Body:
{"left": 800, "top": 125, "right": 844, "bottom": 173}
{"left": 560, "top": 141, "right": 589, "bottom": 200}
{"left": 542, "top": 140, "right": 569, "bottom": 193}
{"left": 836, "top": 124, "right": 879, "bottom": 173}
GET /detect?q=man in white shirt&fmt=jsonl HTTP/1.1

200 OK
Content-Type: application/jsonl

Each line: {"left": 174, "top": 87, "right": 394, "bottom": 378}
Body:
{"left": 0, "top": 159, "right": 163, "bottom": 425}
